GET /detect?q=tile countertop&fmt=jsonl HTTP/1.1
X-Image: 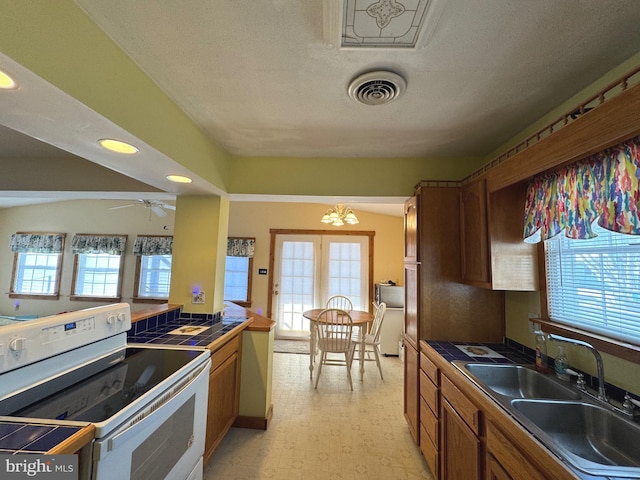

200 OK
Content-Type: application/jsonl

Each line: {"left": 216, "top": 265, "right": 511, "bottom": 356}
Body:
{"left": 0, "top": 421, "right": 88, "bottom": 454}
{"left": 0, "top": 422, "right": 91, "bottom": 455}
{"left": 425, "top": 340, "right": 619, "bottom": 480}
{"left": 425, "top": 340, "right": 533, "bottom": 364}
{"left": 127, "top": 315, "right": 251, "bottom": 348}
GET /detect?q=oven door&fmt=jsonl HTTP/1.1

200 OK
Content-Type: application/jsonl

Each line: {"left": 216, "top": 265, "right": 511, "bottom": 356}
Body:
{"left": 91, "top": 358, "right": 210, "bottom": 480}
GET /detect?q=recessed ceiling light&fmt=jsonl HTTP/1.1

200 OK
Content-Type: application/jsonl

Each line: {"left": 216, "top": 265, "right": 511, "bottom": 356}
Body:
{"left": 99, "top": 138, "right": 139, "bottom": 154}
{"left": 166, "top": 175, "right": 192, "bottom": 184}
{"left": 0, "top": 69, "right": 17, "bottom": 89}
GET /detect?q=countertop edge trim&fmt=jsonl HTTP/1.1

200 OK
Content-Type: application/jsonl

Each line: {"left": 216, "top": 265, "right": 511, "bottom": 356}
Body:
{"left": 46, "top": 424, "right": 96, "bottom": 454}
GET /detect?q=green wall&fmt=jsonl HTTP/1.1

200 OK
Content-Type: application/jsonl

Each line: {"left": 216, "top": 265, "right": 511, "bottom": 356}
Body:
{"left": 229, "top": 156, "right": 486, "bottom": 196}
{"left": 0, "top": 1, "right": 231, "bottom": 192}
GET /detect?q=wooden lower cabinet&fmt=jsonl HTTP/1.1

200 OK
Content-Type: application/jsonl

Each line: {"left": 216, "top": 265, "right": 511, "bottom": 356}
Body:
{"left": 404, "top": 338, "right": 420, "bottom": 444}
{"left": 486, "top": 454, "right": 511, "bottom": 480}
{"left": 419, "top": 343, "right": 578, "bottom": 480}
{"left": 441, "top": 398, "right": 482, "bottom": 480}
{"left": 486, "top": 420, "right": 548, "bottom": 480}
{"left": 419, "top": 350, "right": 440, "bottom": 477}
{"left": 204, "top": 333, "right": 242, "bottom": 463}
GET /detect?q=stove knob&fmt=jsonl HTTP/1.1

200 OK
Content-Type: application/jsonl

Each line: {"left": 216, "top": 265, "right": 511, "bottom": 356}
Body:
{"left": 101, "top": 385, "right": 111, "bottom": 395}
{"left": 106, "top": 314, "right": 116, "bottom": 325}
{"left": 9, "top": 337, "right": 26, "bottom": 351}
{"left": 117, "top": 313, "right": 127, "bottom": 323}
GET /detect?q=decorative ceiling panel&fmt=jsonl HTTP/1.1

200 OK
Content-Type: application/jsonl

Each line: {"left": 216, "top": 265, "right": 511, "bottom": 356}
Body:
{"left": 342, "top": 0, "right": 432, "bottom": 48}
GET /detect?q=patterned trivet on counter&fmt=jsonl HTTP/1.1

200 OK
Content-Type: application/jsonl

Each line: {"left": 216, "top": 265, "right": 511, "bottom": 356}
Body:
{"left": 455, "top": 344, "right": 506, "bottom": 359}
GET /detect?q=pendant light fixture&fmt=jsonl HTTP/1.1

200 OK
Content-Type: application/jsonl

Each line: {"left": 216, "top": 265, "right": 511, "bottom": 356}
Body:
{"left": 321, "top": 204, "right": 359, "bottom": 226}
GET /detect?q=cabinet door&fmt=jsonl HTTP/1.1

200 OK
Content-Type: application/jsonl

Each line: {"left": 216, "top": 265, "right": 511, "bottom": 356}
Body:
{"left": 441, "top": 399, "right": 482, "bottom": 480}
{"left": 486, "top": 419, "right": 548, "bottom": 480}
{"left": 404, "top": 340, "right": 419, "bottom": 444}
{"left": 488, "top": 183, "right": 539, "bottom": 291}
{"left": 404, "top": 263, "right": 419, "bottom": 346}
{"left": 404, "top": 196, "right": 418, "bottom": 262}
{"left": 486, "top": 455, "right": 511, "bottom": 480}
{"left": 460, "top": 177, "right": 490, "bottom": 286}
{"left": 204, "top": 349, "right": 241, "bottom": 463}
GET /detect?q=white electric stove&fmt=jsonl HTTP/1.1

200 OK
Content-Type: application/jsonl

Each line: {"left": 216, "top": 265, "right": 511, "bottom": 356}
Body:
{"left": 0, "top": 303, "right": 211, "bottom": 480}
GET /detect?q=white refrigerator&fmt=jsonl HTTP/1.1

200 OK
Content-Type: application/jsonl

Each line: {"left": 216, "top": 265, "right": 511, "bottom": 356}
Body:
{"left": 375, "top": 301, "right": 405, "bottom": 356}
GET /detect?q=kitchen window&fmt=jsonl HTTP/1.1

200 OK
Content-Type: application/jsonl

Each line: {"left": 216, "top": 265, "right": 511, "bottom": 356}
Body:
{"left": 133, "top": 235, "right": 173, "bottom": 303}
{"left": 70, "top": 234, "right": 127, "bottom": 302}
{"left": 524, "top": 134, "right": 640, "bottom": 351}
{"left": 545, "top": 223, "right": 640, "bottom": 344}
{"left": 9, "top": 233, "right": 65, "bottom": 299}
{"left": 224, "top": 237, "right": 254, "bottom": 307}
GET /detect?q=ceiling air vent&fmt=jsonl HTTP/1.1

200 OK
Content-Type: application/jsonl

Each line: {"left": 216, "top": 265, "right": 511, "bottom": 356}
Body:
{"left": 347, "top": 71, "right": 406, "bottom": 106}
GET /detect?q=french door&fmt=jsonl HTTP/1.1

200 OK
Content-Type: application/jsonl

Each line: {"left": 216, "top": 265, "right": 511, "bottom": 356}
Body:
{"left": 271, "top": 233, "right": 369, "bottom": 339}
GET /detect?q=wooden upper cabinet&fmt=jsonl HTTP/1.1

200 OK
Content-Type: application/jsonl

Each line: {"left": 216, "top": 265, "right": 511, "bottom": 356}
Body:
{"left": 404, "top": 196, "right": 418, "bottom": 263}
{"left": 460, "top": 177, "right": 490, "bottom": 285}
{"left": 460, "top": 177, "right": 539, "bottom": 291}
{"left": 488, "top": 182, "right": 539, "bottom": 291}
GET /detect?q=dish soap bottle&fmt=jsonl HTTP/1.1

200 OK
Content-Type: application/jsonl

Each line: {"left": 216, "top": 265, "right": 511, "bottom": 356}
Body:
{"left": 535, "top": 332, "right": 549, "bottom": 373}
{"left": 554, "top": 346, "right": 570, "bottom": 381}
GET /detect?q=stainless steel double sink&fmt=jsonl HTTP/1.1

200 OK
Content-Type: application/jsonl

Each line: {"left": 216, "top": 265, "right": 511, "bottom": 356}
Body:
{"left": 453, "top": 362, "right": 640, "bottom": 477}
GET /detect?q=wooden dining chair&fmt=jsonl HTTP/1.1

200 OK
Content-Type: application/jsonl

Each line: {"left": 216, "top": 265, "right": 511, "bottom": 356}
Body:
{"left": 351, "top": 302, "right": 387, "bottom": 379}
{"left": 314, "top": 308, "right": 354, "bottom": 390}
{"left": 325, "top": 295, "right": 353, "bottom": 312}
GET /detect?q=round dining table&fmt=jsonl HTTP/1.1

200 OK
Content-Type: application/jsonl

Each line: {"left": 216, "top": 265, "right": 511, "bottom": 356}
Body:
{"left": 302, "top": 308, "right": 374, "bottom": 382}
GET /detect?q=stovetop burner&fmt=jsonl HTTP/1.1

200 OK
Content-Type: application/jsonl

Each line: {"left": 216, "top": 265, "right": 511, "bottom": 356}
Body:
{"left": 6, "top": 347, "right": 205, "bottom": 424}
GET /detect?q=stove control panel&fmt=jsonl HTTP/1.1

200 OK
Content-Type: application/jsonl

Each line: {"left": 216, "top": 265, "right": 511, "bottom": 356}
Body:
{"left": 0, "top": 303, "right": 131, "bottom": 374}
{"left": 40, "top": 316, "right": 96, "bottom": 344}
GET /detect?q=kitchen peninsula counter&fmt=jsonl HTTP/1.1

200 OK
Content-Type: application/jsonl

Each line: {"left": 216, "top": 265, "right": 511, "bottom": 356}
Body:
{"left": 128, "top": 302, "right": 274, "bottom": 349}
{"left": 0, "top": 304, "right": 273, "bottom": 460}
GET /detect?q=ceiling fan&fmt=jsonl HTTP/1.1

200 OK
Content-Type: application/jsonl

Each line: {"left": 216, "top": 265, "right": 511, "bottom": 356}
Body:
{"left": 108, "top": 199, "right": 176, "bottom": 218}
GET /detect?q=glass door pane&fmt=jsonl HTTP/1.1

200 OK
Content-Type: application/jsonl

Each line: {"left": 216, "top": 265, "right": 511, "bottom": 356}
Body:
{"left": 323, "top": 236, "right": 368, "bottom": 310}
{"left": 273, "top": 236, "right": 319, "bottom": 338}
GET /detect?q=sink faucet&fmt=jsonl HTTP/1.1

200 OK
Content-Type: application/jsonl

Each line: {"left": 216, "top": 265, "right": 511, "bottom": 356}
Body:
{"left": 548, "top": 334, "right": 607, "bottom": 401}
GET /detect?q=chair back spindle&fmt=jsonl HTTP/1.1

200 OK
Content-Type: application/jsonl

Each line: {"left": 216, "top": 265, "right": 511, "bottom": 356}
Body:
{"left": 326, "top": 295, "right": 353, "bottom": 312}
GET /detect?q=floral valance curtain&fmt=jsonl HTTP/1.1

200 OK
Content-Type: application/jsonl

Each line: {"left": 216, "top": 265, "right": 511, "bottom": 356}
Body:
{"left": 133, "top": 236, "right": 173, "bottom": 256}
{"left": 10, "top": 233, "right": 65, "bottom": 253}
{"left": 227, "top": 238, "right": 255, "bottom": 257}
{"left": 72, "top": 234, "right": 127, "bottom": 255}
{"left": 523, "top": 135, "right": 640, "bottom": 242}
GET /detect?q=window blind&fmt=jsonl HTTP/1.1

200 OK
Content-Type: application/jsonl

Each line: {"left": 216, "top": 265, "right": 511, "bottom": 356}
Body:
{"left": 545, "top": 223, "right": 640, "bottom": 344}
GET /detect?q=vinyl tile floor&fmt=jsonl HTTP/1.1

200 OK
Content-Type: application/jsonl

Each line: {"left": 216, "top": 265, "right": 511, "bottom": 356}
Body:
{"left": 204, "top": 348, "right": 434, "bottom": 480}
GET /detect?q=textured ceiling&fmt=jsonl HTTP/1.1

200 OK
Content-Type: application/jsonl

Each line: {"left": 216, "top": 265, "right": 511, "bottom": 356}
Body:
{"left": 3, "top": 0, "right": 640, "bottom": 214}
{"left": 75, "top": 0, "right": 640, "bottom": 158}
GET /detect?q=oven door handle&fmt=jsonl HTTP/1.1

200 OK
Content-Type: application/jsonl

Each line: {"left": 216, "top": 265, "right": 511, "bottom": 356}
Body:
{"left": 97, "top": 360, "right": 210, "bottom": 457}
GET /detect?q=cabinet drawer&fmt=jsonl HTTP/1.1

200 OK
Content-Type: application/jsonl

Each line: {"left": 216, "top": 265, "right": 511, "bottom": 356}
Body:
{"left": 420, "top": 371, "right": 439, "bottom": 414}
{"left": 420, "top": 352, "right": 439, "bottom": 385}
{"left": 441, "top": 374, "right": 480, "bottom": 435}
{"left": 420, "top": 397, "right": 439, "bottom": 447}
{"left": 487, "top": 420, "right": 547, "bottom": 480}
{"left": 420, "top": 424, "right": 439, "bottom": 477}
{"left": 210, "top": 334, "right": 241, "bottom": 371}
